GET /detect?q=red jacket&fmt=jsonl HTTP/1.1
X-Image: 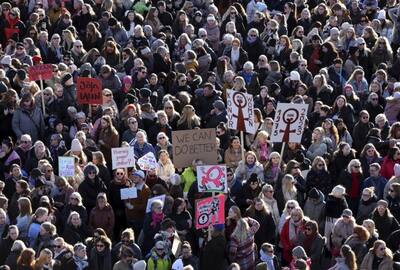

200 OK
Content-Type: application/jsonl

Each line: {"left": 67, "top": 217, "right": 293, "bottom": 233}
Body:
{"left": 381, "top": 157, "right": 400, "bottom": 180}
{"left": 280, "top": 218, "right": 306, "bottom": 263}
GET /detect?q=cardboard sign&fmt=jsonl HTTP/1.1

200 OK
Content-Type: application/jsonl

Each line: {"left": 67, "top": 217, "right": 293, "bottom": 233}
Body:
{"left": 77, "top": 77, "right": 102, "bottom": 105}
{"left": 28, "top": 64, "right": 53, "bottom": 81}
{"left": 227, "top": 90, "right": 256, "bottom": 134}
{"left": 146, "top": 195, "right": 166, "bottom": 213}
{"left": 112, "top": 147, "right": 135, "bottom": 169}
{"left": 58, "top": 157, "right": 75, "bottom": 177}
{"left": 120, "top": 187, "right": 138, "bottom": 200}
{"left": 195, "top": 194, "right": 225, "bottom": 229}
{"left": 270, "top": 103, "right": 309, "bottom": 143}
{"left": 172, "top": 129, "right": 218, "bottom": 168}
{"left": 137, "top": 152, "right": 157, "bottom": 171}
{"left": 197, "top": 165, "right": 228, "bottom": 193}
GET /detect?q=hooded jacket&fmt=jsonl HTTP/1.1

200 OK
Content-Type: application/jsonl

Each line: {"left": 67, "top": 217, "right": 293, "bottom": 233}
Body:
{"left": 304, "top": 191, "right": 326, "bottom": 227}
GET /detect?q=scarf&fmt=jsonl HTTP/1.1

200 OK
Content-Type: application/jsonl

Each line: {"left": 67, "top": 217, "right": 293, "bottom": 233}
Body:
{"left": 73, "top": 255, "right": 88, "bottom": 270}
{"left": 260, "top": 250, "right": 275, "bottom": 270}
{"left": 151, "top": 212, "right": 164, "bottom": 228}
{"left": 288, "top": 218, "right": 302, "bottom": 244}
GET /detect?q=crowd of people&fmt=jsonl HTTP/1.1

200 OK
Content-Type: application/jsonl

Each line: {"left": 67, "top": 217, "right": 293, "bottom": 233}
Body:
{"left": 2, "top": 0, "right": 400, "bottom": 269}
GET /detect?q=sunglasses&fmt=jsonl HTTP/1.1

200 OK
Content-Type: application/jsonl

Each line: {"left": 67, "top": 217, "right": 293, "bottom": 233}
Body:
{"left": 70, "top": 197, "right": 78, "bottom": 201}
{"left": 55, "top": 245, "right": 63, "bottom": 248}
{"left": 88, "top": 171, "right": 96, "bottom": 175}
{"left": 116, "top": 172, "right": 124, "bottom": 175}
{"left": 317, "top": 164, "right": 324, "bottom": 167}
{"left": 96, "top": 244, "right": 105, "bottom": 248}
{"left": 353, "top": 165, "right": 360, "bottom": 168}
{"left": 158, "top": 137, "right": 166, "bottom": 140}
{"left": 21, "top": 140, "right": 31, "bottom": 144}
{"left": 305, "top": 227, "right": 312, "bottom": 231}
{"left": 287, "top": 206, "right": 294, "bottom": 209}
{"left": 103, "top": 94, "right": 112, "bottom": 97}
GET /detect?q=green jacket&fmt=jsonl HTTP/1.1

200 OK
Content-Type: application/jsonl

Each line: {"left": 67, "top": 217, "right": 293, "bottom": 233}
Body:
{"left": 147, "top": 252, "right": 171, "bottom": 270}
{"left": 181, "top": 167, "right": 196, "bottom": 193}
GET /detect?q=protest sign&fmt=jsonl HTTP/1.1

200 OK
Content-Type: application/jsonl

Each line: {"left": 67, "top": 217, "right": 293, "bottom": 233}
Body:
{"left": 172, "top": 129, "right": 218, "bottom": 168}
{"left": 28, "top": 64, "right": 53, "bottom": 81}
{"left": 195, "top": 194, "right": 225, "bottom": 229}
{"left": 227, "top": 90, "right": 256, "bottom": 134}
{"left": 270, "top": 103, "right": 309, "bottom": 143}
{"left": 197, "top": 165, "right": 228, "bottom": 193}
{"left": 120, "top": 187, "right": 138, "bottom": 200}
{"left": 77, "top": 77, "right": 102, "bottom": 105}
{"left": 137, "top": 152, "right": 157, "bottom": 171}
{"left": 58, "top": 157, "right": 75, "bottom": 177}
{"left": 146, "top": 195, "right": 166, "bottom": 213}
{"left": 112, "top": 147, "right": 135, "bottom": 169}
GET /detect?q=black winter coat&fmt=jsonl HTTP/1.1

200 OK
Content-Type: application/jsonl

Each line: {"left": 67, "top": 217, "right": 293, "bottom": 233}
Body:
{"left": 62, "top": 224, "right": 90, "bottom": 245}
{"left": 78, "top": 177, "right": 108, "bottom": 214}
{"left": 306, "top": 169, "right": 332, "bottom": 196}
{"left": 325, "top": 195, "right": 348, "bottom": 219}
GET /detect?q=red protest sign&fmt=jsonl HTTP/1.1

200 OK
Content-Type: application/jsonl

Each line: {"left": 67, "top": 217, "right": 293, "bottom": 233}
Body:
{"left": 28, "top": 64, "right": 53, "bottom": 81}
{"left": 195, "top": 194, "right": 225, "bottom": 229}
{"left": 77, "top": 77, "right": 102, "bottom": 105}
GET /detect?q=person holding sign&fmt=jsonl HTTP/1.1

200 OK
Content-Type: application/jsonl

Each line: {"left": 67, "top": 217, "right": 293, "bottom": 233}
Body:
{"left": 142, "top": 199, "right": 165, "bottom": 255}
{"left": 125, "top": 170, "right": 151, "bottom": 239}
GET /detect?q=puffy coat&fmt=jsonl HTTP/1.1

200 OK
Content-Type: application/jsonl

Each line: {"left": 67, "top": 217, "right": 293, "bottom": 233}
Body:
{"left": 304, "top": 192, "right": 326, "bottom": 228}
{"left": 78, "top": 176, "right": 108, "bottom": 214}
{"left": 331, "top": 218, "right": 355, "bottom": 249}
{"left": 12, "top": 106, "right": 45, "bottom": 142}
{"left": 98, "top": 69, "right": 122, "bottom": 94}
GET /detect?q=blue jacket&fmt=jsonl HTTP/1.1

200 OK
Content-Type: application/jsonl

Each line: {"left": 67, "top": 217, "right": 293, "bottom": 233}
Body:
{"left": 28, "top": 221, "right": 41, "bottom": 247}
{"left": 362, "top": 176, "right": 387, "bottom": 199}
{"left": 131, "top": 141, "right": 156, "bottom": 160}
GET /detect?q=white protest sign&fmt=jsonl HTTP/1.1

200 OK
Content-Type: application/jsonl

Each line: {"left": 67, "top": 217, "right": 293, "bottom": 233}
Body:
{"left": 270, "top": 103, "right": 309, "bottom": 143}
{"left": 58, "top": 157, "right": 75, "bottom": 177}
{"left": 197, "top": 165, "right": 228, "bottom": 193}
{"left": 146, "top": 194, "right": 166, "bottom": 213}
{"left": 227, "top": 89, "right": 256, "bottom": 134}
{"left": 112, "top": 147, "right": 135, "bottom": 169}
{"left": 137, "top": 152, "right": 157, "bottom": 171}
{"left": 120, "top": 187, "right": 138, "bottom": 200}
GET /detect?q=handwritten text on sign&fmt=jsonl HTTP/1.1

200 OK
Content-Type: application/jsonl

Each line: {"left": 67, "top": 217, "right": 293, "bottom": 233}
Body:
{"left": 227, "top": 90, "right": 256, "bottom": 134}
{"left": 172, "top": 129, "right": 218, "bottom": 168}
{"left": 77, "top": 77, "right": 102, "bottom": 105}
{"left": 58, "top": 157, "right": 75, "bottom": 177}
{"left": 270, "top": 103, "right": 309, "bottom": 143}
{"left": 28, "top": 64, "right": 53, "bottom": 81}
{"left": 111, "top": 147, "right": 135, "bottom": 169}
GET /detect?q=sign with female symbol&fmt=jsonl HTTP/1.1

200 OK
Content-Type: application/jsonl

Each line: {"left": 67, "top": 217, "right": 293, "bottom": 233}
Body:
{"left": 270, "top": 103, "right": 309, "bottom": 143}
{"left": 227, "top": 90, "right": 256, "bottom": 134}
{"left": 197, "top": 165, "right": 228, "bottom": 193}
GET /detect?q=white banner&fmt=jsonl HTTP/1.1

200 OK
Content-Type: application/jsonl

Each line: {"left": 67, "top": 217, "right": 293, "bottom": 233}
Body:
{"left": 270, "top": 103, "right": 308, "bottom": 143}
{"left": 227, "top": 90, "right": 256, "bottom": 134}
{"left": 112, "top": 147, "right": 135, "bottom": 169}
